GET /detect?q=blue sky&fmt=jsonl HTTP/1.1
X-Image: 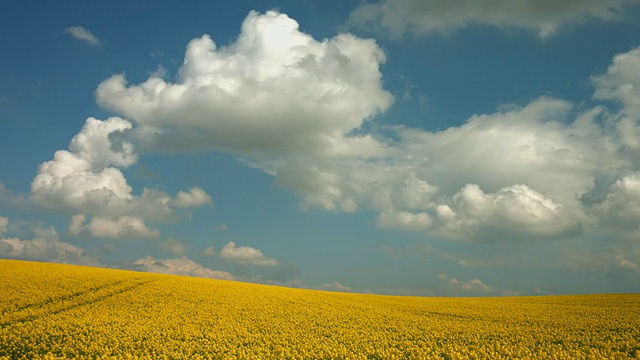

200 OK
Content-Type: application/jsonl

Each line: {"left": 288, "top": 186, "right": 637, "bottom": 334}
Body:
{"left": 2, "top": 0, "right": 640, "bottom": 295}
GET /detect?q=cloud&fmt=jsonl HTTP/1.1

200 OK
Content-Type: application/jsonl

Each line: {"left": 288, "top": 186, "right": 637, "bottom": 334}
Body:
{"left": 30, "top": 117, "right": 139, "bottom": 216}
{"left": 606, "top": 255, "right": 640, "bottom": 292}
{"left": 159, "top": 238, "right": 187, "bottom": 257}
{"left": 133, "top": 256, "right": 234, "bottom": 280}
{"left": 0, "top": 221, "right": 100, "bottom": 266}
{"left": 321, "top": 281, "right": 353, "bottom": 292}
{"left": 68, "top": 214, "right": 160, "bottom": 239}
{"left": 593, "top": 47, "right": 640, "bottom": 165}
{"left": 349, "top": 0, "right": 636, "bottom": 38}
{"left": 581, "top": 172, "right": 640, "bottom": 240}
{"left": 87, "top": 13, "right": 640, "bottom": 245}
{"left": 96, "top": 10, "right": 393, "bottom": 157}
{"left": 433, "top": 183, "right": 580, "bottom": 240}
{"left": 30, "top": 117, "right": 212, "bottom": 235}
{"left": 612, "top": 254, "right": 638, "bottom": 270}
{"left": 276, "top": 96, "right": 613, "bottom": 241}
{"left": 65, "top": 26, "right": 101, "bottom": 46}
{"left": 438, "top": 273, "right": 494, "bottom": 295}
{"left": 202, "top": 246, "right": 216, "bottom": 256}
{"left": 171, "top": 187, "right": 212, "bottom": 208}
{"left": 0, "top": 216, "right": 7, "bottom": 235}
{"left": 594, "top": 47, "right": 640, "bottom": 120}
{"left": 219, "top": 241, "right": 278, "bottom": 266}
{"left": 93, "top": 10, "right": 599, "bottom": 242}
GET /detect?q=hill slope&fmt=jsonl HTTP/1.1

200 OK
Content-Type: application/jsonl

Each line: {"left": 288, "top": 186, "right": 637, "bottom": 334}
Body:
{"left": 1, "top": 259, "right": 639, "bottom": 359}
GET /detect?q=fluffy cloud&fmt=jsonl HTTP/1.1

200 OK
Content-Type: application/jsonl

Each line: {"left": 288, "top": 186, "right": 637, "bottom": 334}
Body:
{"left": 219, "top": 241, "right": 278, "bottom": 266}
{"left": 96, "top": 10, "right": 393, "bottom": 157}
{"left": 433, "top": 184, "right": 580, "bottom": 240}
{"left": 94, "top": 10, "right": 599, "bottom": 241}
{"left": 276, "top": 97, "right": 610, "bottom": 240}
{"left": 30, "top": 116, "right": 213, "bottom": 235}
{"left": 87, "top": 12, "right": 640, "bottom": 244}
{"left": 30, "top": 117, "right": 138, "bottom": 215}
{"left": 172, "top": 187, "right": 212, "bottom": 208}
{"left": 579, "top": 47, "right": 640, "bottom": 241}
{"left": 392, "top": 98, "right": 619, "bottom": 202}
{"left": 133, "top": 256, "right": 233, "bottom": 280}
{"left": 349, "top": 0, "right": 636, "bottom": 37}
{"left": 581, "top": 172, "right": 640, "bottom": 240}
{"left": 68, "top": 214, "right": 160, "bottom": 239}
{"left": 593, "top": 47, "right": 640, "bottom": 166}
{"left": 65, "top": 26, "right": 101, "bottom": 46}
{"left": 0, "top": 221, "right": 100, "bottom": 265}
{"left": 594, "top": 47, "right": 640, "bottom": 120}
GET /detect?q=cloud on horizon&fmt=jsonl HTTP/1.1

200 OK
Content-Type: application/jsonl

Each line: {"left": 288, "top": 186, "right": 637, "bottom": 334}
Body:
{"left": 0, "top": 218, "right": 101, "bottom": 266}
{"left": 133, "top": 256, "right": 234, "bottom": 280}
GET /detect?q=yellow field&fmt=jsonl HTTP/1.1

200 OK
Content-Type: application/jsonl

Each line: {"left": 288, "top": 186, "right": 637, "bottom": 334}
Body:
{"left": 1, "top": 259, "right": 639, "bottom": 359}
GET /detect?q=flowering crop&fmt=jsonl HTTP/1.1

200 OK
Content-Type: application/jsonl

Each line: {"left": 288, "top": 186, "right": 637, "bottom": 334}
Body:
{"left": 1, "top": 259, "right": 639, "bottom": 359}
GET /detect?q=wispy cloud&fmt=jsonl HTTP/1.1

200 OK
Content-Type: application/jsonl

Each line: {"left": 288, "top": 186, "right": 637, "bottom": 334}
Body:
{"left": 349, "top": 0, "right": 635, "bottom": 38}
{"left": 321, "top": 281, "right": 353, "bottom": 292}
{"left": 133, "top": 256, "right": 234, "bottom": 280}
{"left": 65, "top": 26, "right": 101, "bottom": 47}
{"left": 0, "top": 96, "right": 16, "bottom": 105}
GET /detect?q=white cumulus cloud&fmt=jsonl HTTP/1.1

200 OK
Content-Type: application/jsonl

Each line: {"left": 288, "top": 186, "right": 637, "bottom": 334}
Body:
{"left": 96, "top": 10, "right": 393, "bottom": 157}
{"left": 0, "top": 222, "right": 100, "bottom": 266}
{"left": 219, "top": 241, "right": 278, "bottom": 266}
{"left": 31, "top": 117, "right": 214, "bottom": 236}
{"left": 68, "top": 214, "right": 160, "bottom": 239}
{"left": 433, "top": 183, "right": 579, "bottom": 240}
{"left": 172, "top": 187, "right": 212, "bottom": 208}
{"left": 87, "top": 12, "right": 640, "bottom": 245}
{"left": 30, "top": 117, "right": 138, "bottom": 215}
{"left": 275, "top": 97, "right": 611, "bottom": 241}
{"left": 594, "top": 47, "right": 640, "bottom": 120}
{"left": 581, "top": 172, "right": 640, "bottom": 240}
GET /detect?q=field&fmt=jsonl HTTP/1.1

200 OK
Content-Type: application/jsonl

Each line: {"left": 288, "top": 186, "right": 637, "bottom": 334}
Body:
{"left": 1, "top": 260, "right": 639, "bottom": 359}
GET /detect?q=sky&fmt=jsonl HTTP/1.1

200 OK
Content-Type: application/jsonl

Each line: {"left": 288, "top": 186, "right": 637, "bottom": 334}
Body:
{"left": 2, "top": 0, "right": 640, "bottom": 296}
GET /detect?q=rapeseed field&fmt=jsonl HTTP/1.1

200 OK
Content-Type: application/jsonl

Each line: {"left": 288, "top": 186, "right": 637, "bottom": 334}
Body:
{"left": 1, "top": 259, "right": 639, "bottom": 359}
